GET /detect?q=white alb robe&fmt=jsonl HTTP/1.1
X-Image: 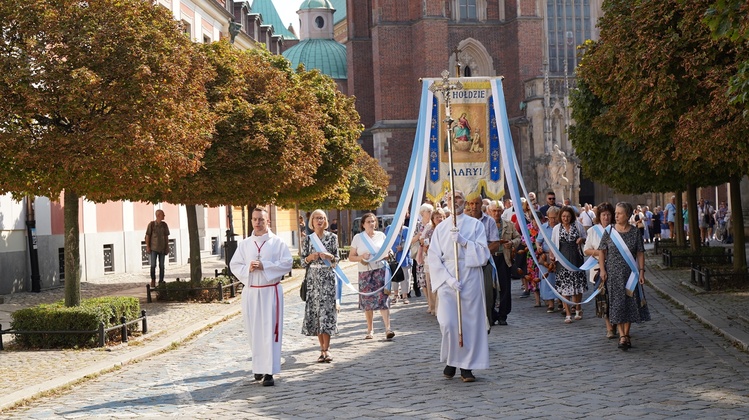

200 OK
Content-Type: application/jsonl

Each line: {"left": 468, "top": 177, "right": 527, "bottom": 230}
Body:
{"left": 230, "top": 231, "right": 293, "bottom": 375}
{"left": 427, "top": 213, "right": 491, "bottom": 370}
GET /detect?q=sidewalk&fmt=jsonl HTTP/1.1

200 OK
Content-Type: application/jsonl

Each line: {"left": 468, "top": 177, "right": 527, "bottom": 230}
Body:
{"left": 1, "top": 245, "right": 748, "bottom": 412}
{"left": 0, "top": 256, "right": 311, "bottom": 412}
{"left": 644, "top": 241, "right": 749, "bottom": 352}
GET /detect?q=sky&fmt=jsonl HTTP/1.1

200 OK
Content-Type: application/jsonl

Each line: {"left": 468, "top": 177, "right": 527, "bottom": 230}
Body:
{"left": 273, "top": 1, "right": 300, "bottom": 35}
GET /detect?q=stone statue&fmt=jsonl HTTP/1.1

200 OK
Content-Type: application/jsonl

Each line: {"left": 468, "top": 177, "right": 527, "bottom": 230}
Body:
{"left": 548, "top": 144, "right": 570, "bottom": 202}
{"left": 229, "top": 19, "right": 242, "bottom": 44}
{"left": 550, "top": 144, "right": 570, "bottom": 187}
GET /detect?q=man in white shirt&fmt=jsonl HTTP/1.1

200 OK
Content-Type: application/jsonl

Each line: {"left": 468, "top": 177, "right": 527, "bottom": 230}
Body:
{"left": 428, "top": 191, "right": 491, "bottom": 383}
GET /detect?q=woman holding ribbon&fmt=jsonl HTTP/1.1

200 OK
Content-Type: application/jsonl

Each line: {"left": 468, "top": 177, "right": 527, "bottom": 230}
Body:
{"left": 598, "top": 202, "right": 650, "bottom": 350}
{"left": 583, "top": 202, "right": 616, "bottom": 339}
{"left": 421, "top": 207, "right": 446, "bottom": 315}
{"left": 551, "top": 205, "right": 587, "bottom": 324}
{"left": 301, "top": 209, "right": 339, "bottom": 363}
{"left": 349, "top": 213, "right": 395, "bottom": 340}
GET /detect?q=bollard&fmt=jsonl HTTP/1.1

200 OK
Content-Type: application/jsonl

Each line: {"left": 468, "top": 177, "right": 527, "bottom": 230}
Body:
{"left": 218, "top": 281, "right": 224, "bottom": 301}
{"left": 691, "top": 263, "right": 696, "bottom": 285}
{"left": 215, "top": 269, "right": 219, "bottom": 278}
{"left": 146, "top": 284, "right": 152, "bottom": 303}
{"left": 230, "top": 278, "right": 236, "bottom": 298}
{"left": 704, "top": 268, "right": 712, "bottom": 292}
{"left": 98, "top": 322, "right": 106, "bottom": 347}
{"left": 0, "top": 323, "right": 4, "bottom": 351}
{"left": 141, "top": 310, "right": 148, "bottom": 335}
{"left": 120, "top": 316, "right": 128, "bottom": 343}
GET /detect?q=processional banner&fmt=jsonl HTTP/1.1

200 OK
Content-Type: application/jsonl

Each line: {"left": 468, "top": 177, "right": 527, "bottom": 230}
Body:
{"left": 425, "top": 78, "right": 504, "bottom": 203}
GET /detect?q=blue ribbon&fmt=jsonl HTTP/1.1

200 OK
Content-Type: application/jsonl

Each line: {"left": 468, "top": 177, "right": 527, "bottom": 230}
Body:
{"left": 490, "top": 79, "right": 600, "bottom": 306}
{"left": 308, "top": 233, "right": 348, "bottom": 304}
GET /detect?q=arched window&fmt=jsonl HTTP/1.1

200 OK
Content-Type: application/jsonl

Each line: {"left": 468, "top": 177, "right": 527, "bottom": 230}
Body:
{"left": 315, "top": 16, "right": 325, "bottom": 29}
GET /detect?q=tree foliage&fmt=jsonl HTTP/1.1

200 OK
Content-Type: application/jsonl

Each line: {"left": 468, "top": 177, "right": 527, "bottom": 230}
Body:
{"left": 155, "top": 41, "right": 326, "bottom": 207}
{"left": 705, "top": 0, "right": 749, "bottom": 109}
{"left": 574, "top": 0, "right": 748, "bottom": 261}
{"left": 0, "top": 0, "right": 214, "bottom": 305}
{"left": 0, "top": 0, "right": 214, "bottom": 202}
{"left": 344, "top": 150, "right": 390, "bottom": 210}
{"left": 276, "top": 67, "right": 364, "bottom": 210}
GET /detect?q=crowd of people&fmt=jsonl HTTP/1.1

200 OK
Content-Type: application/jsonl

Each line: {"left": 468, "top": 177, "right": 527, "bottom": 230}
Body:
{"left": 229, "top": 192, "right": 675, "bottom": 386}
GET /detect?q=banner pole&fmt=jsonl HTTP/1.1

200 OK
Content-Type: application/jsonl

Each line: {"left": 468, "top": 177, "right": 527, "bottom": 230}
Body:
{"left": 430, "top": 70, "right": 465, "bottom": 347}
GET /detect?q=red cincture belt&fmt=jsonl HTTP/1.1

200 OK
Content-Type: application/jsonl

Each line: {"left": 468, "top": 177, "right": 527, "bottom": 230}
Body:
{"left": 250, "top": 282, "right": 281, "bottom": 342}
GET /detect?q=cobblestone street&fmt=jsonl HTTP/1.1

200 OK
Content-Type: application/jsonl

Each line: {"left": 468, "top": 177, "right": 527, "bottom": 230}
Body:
{"left": 2, "top": 261, "right": 748, "bottom": 419}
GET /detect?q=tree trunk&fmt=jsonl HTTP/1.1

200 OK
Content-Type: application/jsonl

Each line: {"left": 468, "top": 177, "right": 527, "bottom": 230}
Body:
{"left": 63, "top": 190, "right": 81, "bottom": 307}
{"left": 687, "top": 185, "right": 700, "bottom": 253}
{"left": 186, "top": 204, "right": 202, "bottom": 283}
{"left": 674, "top": 192, "right": 685, "bottom": 246}
{"left": 729, "top": 176, "right": 747, "bottom": 273}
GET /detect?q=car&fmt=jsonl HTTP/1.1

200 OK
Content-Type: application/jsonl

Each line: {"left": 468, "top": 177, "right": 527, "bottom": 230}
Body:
{"left": 352, "top": 214, "right": 397, "bottom": 238}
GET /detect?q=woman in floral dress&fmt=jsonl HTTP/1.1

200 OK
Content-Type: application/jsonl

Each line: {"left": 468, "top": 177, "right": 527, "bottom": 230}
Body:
{"left": 301, "top": 209, "right": 340, "bottom": 363}
{"left": 552, "top": 206, "right": 588, "bottom": 324}
{"left": 598, "top": 202, "right": 650, "bottom": 351}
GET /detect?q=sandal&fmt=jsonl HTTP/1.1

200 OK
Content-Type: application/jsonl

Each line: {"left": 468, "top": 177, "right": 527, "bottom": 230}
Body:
{"left": 606, "top": 330, "right": 617, "bottom": 339}
{"left": 323, "top": 349, "right": 332, "bottom": 363}
{"left": 574, "top": 310, "right": 582, "bottom": 321}
{"left": 365, "top": 331, "right": 374, "bottom": 340}
{"left": 317, "top": 353, "right": 326, "bottom": 363}
{"left": 385, "top": 330, "right": 395, "bottom": 340}
{"left": 564, "top": 316, "right": 573, "bottom": 324}
{"left": 402, "top": 299, "right": 410, "bottom": 304}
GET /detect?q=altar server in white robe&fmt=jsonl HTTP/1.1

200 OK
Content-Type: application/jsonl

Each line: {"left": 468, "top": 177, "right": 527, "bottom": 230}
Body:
{"left": 231, "top": 208, "right": 293, "bottom": 387}
{"left": 428, "top": 190, "right": 491, "bottom": 382}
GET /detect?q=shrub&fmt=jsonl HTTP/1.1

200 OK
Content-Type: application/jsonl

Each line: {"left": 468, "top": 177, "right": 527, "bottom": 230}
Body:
{"left": 11, "top": 297, "right": 140, "bottom": 349}
{"left": 292, "top": 255, "right": 303, "bottom": 269}
{"left": 154, "top": 277, "right": 238, "bottom": 302}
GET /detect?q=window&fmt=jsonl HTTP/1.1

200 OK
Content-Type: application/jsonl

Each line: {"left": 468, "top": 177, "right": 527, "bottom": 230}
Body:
{"left": 546, "top": 0, "right": 593, "bottom": 74}
{"left": 103, "top": 244, "right": 114, "bottom": 273}
{"left": 315, "top": 16, "right": 325, "bottom": 28}
{"left": 141, "top": 241, "right": 149, "bottom": 267}
{"left": 181, "top": 20, "right": 191, "bottom": 39}
{"left": 211, "top": 237, "right": 218, "bottom": 255}
{"left": 459, "top": 0, "right": 477, "bottom": 20}
{"left": 203, "top": 34, "right": 211, "bottom": 44}
{"left": 59, "top": 248, "right": 65, "bottom": 282}
{"left": 168, "top": 239, "right": 177, "bottom": 263}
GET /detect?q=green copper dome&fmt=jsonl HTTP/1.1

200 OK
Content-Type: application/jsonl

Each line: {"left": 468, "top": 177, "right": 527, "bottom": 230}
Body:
{"left": 299, "top": 0, "right": 335, "bottom": 10}
{"left": 282, "top": 39, "right": 347, "bottom": 80}
{"left": 251, "top": 0, "right": 298, "bottom": 40}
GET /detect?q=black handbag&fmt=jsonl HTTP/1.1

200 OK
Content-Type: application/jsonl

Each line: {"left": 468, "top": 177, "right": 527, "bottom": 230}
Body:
{"left": 389, "top": 262, "right": 406, "bottom": 282}
{"left": 300, "top": 266, "right": 309, "bottom": 302}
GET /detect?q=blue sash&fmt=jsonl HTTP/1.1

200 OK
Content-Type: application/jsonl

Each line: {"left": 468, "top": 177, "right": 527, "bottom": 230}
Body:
{"left": 359, "top": 232, "right": 391, "bottom": 296}
{"left": 607, "top": 228, "right": 640, "bottom": 296}
{"left": 309, "top": 232, "right": 348, "bottom": 305}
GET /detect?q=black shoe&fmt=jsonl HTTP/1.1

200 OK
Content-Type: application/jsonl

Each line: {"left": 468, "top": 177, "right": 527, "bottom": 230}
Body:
{"left": 460, "top": 369, "right": 475, "bottom": 382}
{"left": 498, "top": 319, "right": 508, "bottom": 326}
{"left": 414, "top": 289, "right": 422, "bottom": 297}
{"left": 407, "top": 292, "right": 412, "bottom": 298}
{"left": 443, "top": 365, "right": 456, "bottom": 378}
{"left": 262, "top": 374, "right": 274, "bottom": 386}
{"left": 253, "top": 374, "right": 263, "bottom": 381}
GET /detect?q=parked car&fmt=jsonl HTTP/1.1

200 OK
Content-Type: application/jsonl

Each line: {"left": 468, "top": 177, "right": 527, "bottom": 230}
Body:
{"left": 352, "top": 214, "right": 396, "bottom": 238}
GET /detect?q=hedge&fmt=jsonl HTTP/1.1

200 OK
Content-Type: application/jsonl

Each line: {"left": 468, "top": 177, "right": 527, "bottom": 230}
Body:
{"left": 11, "top": 296, "right": 140, "bottom": 349}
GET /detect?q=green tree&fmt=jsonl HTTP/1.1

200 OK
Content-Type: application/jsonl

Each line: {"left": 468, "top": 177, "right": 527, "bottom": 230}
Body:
{"left": 0, "top": 0, "right": 214, "bottom": 305}
{"left": 276, "top": 68, "right": 364, "bottom": 211}
{"left": 154, "top": 42, "right": 328, "bottom": 282}
{"left": 575, "top": 0, "right": 747, "bottom": 266}
{"left": 705, "top": 0, "right": 749, "bottom": 109}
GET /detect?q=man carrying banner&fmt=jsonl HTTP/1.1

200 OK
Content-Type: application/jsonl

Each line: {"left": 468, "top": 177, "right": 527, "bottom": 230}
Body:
{"left": 428, "top": 190, "right": 491, "bottom": 382}
{"left": 467, "top": 196, "right": 500, "bottom": 327}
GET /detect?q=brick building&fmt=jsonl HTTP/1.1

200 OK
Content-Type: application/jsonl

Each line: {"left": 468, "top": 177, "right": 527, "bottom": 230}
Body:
{"left": 273, "top": 1, "right": 605, "bottom": 211}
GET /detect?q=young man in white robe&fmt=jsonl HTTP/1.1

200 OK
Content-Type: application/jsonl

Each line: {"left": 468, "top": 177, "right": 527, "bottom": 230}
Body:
{"left": 230, "top": 208, "right": 293, "bottom": 387}
{"left": 427, "top": 191, "right": 491, "bottom": 382}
